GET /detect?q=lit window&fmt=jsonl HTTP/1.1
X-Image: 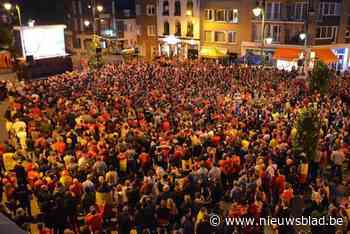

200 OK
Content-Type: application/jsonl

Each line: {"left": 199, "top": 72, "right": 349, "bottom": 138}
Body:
{"left": 226, "top": 9, "right": 239, "bottom": 23}
{"left": 147, "top": 5, "right": 156, "bottom": 16}
{"left": 204, "top": 31, "right": 212, "bottom": 42}
{"left": 215, "top": 10, "right": 225, "bottom": 21}
{"left": 227, "top": 31, "right": 236, "bottom": 43}
{"left": 204, "top": 9, "right": 213, "bottom": 21}
{"left": 214, "top": 31, "right": 225, "bottom": 42}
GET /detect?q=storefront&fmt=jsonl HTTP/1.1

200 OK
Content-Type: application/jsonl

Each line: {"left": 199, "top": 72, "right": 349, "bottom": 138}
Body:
{"left": 273, "top": 48, "right": 302, "bottom": 71}
{"left": 159, "top": 36, "right": 199, "bottom": 58}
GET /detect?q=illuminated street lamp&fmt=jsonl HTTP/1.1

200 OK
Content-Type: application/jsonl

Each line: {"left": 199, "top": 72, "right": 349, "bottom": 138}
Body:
{"left": 3, "top": 2, "right": 12, "bottom": 10}
{"left": 28, "top": 19, "right": 35, "bottom": 27}
{"left": 252, "top": 6, "right": 266, "bottom": 64}
{"left": 265, "top": 37, "right": 273, "bottom": 45}
{"left": 97, "top": 5, "right": 103, "bottom": 13}
{"left": 3, "top": 2, "right": 22, "bottom": 27}
{"left": 84, "top": 20, "right": 91, "bottom": 27}
{"left": 299, "top": 33, "right": 306, "bottom": 41}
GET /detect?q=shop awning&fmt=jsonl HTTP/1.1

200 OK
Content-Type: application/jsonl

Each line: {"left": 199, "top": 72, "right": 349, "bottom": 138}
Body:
{"left": 200, "top": 47, "right": 227, "bottom": 58}
{"left": 312, "top": 48, "right": 337, "bottom": 64}
{"left": 273, "top": 48, "right": 302, "bottom": 61}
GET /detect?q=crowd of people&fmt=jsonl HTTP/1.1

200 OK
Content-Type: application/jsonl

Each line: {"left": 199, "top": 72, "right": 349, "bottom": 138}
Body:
{"left": 0, "top": 59, "right": 350, "bottom": 234}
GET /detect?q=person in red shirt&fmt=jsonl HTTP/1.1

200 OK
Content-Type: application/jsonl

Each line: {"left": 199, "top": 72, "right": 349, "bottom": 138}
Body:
{"left": 84, "top": 206, "right": 103, "bottom": 233}
{"left": 139, "top": 151, "right": 151, "bottom": 173}
{"left": 69, "top": 179, "right": 83, "bottom": 197}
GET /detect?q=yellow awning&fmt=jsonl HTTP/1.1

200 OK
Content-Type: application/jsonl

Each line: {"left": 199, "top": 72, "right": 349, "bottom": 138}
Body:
{"left": 200, "top": 47, "right": 227, "bottom": 58}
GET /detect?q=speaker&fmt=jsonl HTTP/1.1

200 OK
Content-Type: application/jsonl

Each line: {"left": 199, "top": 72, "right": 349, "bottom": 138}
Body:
{"left": 26, "top": 55, "right": 34, "bottom": 64}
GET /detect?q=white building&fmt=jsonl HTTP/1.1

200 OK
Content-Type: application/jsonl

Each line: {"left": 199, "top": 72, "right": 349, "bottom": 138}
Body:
{"left": 157, "top": 0, "right": 201, "bottom": 58}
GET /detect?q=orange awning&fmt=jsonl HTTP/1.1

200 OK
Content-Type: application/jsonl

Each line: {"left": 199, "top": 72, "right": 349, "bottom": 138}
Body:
{"left": 273, "top": 48, "right": 302, "bottom": 61}
{"left": 312, "top": 48, "right": 337, "bottom": 64}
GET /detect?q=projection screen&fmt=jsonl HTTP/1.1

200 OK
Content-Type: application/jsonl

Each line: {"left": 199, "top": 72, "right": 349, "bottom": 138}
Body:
{"left": 15, "top": 25, "right": 67, "bottom": 60}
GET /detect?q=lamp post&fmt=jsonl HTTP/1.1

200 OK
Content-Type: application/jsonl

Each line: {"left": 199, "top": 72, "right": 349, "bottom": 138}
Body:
{"left": 252, "top": 6, "right": 265, "bottom": 65}
{"left": 299, "top": 32, "right": 308, "bottom": 74}
{"left": 3, "top": 2, "right": 22, "bottom": 27}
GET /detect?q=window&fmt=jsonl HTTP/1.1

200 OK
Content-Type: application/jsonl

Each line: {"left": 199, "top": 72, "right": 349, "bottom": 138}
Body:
{"left": 345, "top": 28, "right": 350, "bottom": 38}
{"left": 187, "top": 0, "right": 193, "bottom": 15}
{"left": 73, "top": 38, "right": 81, "bottom": 49}
{"left": 147, "top": 25, "right": 156, "bottom": 36}
{"left": 204, "top": 9, "right": 213, "bottom": 21}
{"left": 163, "top": 1, "right": 169, "bottom": 16}
{"left": 267, "top": 24, "right": 281, "bottom": 42}
{"left": 227, "top": 31, "right": 237, "bottom": 43}
{"left": 226, "top": 9, "right": 239, "bottom": 23}
{"left": 136, "top": 4, "right": 141, "bottom": 16}
{"left": 72, "top": 1, "right": 77, "bottom": 15}
{"left": 319, "top": 2, "right": 341, "bottom": 16}
{"left": 175, "top": 21, "right": 181, "bottom": 36}
{"left": 316, "top": 26, "right": 338, "bottom": 39}
{"left": 124, "top": 9, "right": 131, "bottom": 17}
{"left": 266, "top": 2, "right": 281, "bottom": 20}
{"left": 214, "top": 31, "right": 225, "bottom": 42}
{"left": 74, "top": 19, "right": 78, "bottom": 31}
{"left": 187, "top": 21, "right": 194, "bottom": 37}
{"left": 78, "top": 1, "right": 82, "bottom": 15}
{"left": 147, "top": 4, "right": 156, "bottom": 16}
{"left": 294, "top": 2, "right": 308, "bottom": 20}
{"left": 215, "top": 10, "right": 225, "bottom": 21}
{"left": 164, "top": 21, "right": 170, "bottom": 35}
{"left": 175, "top": 1, "right": 181, "bottom": 16}
{"left": 204, "top": 31, "right": 212, "bottom": 42}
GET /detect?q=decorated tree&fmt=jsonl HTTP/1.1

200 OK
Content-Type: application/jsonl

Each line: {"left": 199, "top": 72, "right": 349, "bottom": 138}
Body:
{"left": 293, "top": 104, "right": 321, "bottom": 162}
{"left": 309, "top": 60, "right": 331, "bottom": 95}
{"left": 87, "top": 35, "right": 104, "bottom": 70}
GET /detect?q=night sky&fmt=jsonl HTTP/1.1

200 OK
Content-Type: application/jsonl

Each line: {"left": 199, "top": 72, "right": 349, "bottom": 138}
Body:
{"left": 18, "top": 0, "right": 131, "bottom": 25}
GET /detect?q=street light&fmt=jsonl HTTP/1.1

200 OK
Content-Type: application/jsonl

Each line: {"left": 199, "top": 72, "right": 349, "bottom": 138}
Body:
{"left": 84, "top": 20, "right": 91, "bottom": 27}
{"left": 3, "top": 2, "right": 12, "bottom": 10}
{"left": 265, "top": 37, "right": 273, "bottom": 45}
{"left": 96, "top": 5, "right": 103, "bottom": 13}
{"left": 28, "top": 19, "right": 35, "bottom": 27}
{"left": 299, "top": 33, "right": 306, "bottom": 41}
{"left": 3, "top": 2, "right": 22, "bottom": 27}
{"left": 252, "top": 6, "right": 266, "bottom": 65}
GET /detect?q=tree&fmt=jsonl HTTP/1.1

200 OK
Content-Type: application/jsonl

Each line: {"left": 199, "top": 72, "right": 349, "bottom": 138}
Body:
{"left": 293, "top": 104, "right": 321, "bottom": 162}
{"left": 309, "top": 60, "right": 331, "bottom": 95}
{"left": 87, "top": 35, "right": 104, "bottom": 70}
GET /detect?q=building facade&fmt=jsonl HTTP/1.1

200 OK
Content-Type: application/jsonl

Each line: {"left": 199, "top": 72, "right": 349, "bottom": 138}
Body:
{"left": 135, "top": 0, "right": 158, "bottom": 59}
{"left": 241, "top": 0, "right": 350, "bottom": 71}
{"left": 64, "top": 0, "right": 117, "bottom": 55}
{"left": 200, "top": 0, "right": 252, "bottom": 57}
{"left": 157, "top": 0, "right": 201, "bottom": 58}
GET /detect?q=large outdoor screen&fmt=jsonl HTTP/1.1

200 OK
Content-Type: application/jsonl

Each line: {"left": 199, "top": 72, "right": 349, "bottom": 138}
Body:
{"left": 19, "top": 25, "right": 66, "bottom": 59}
